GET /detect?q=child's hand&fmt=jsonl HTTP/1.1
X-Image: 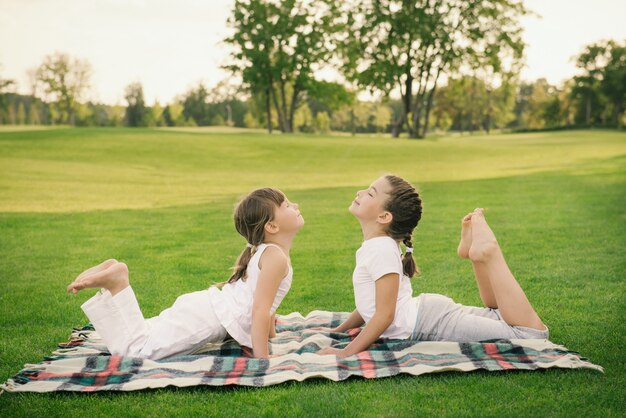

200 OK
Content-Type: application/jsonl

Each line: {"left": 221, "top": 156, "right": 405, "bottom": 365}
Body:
{"left": 317, "top": 347, "right": 348, "bottom": 357}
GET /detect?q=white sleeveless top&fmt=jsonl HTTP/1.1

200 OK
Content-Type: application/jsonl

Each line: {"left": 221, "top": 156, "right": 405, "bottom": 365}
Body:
{"left": 207, "top": 243, "right": 293, "bottom": 347}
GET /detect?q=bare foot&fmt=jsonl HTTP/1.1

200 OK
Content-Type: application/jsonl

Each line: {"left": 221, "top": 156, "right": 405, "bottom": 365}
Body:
{"left": 457, "top": 212, "right": 474, "bottom": 258}
{"left": 468, "top": 208, "right": 500, "bottom": 262}
{"left": 74, "top": 259, "right": 117, "bottom": 282}
{"left": 67, "top": 262, "right": 129, "bottom": 296}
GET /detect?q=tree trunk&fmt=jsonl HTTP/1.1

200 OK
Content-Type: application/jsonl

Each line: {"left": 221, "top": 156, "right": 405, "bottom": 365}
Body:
{"left": 287, "top": 87, "right": 300, "bottom": 134}
{"left": 421, "top": 85, "right": 437, "bottom": 138}
{"left": 393, "top": 74, "right": 413, "bottom": 138}
{"left": 421, "top": 64, "right": 443, "bottom": 139}
{"left": 350, "top": 106, "right": 355, "bottom": 136}
{"left": 585, "top": 94, "right": 591, "bottom": 126}
{"left": 485, "top": 88, "right": 492, "bottom": 134}
{"left": 265, "top": 87, "right": 272, "bottom": 134}
{"left": 411, "top": 98, "right": 421, "bottom": 139}
{"left": 411, "top": 71, "right": 432, "bottom": 139}
{"left": 392, "top": 110, "right": 404, "bottom": 138}
{"left": 615, "top": 101, "right": 623, "bottom": 129}
{"left": 269, "top": 84, "right": 287, "bottom": 132}
{"left": 279, "top": 79, "right": 291, "bottom": 133}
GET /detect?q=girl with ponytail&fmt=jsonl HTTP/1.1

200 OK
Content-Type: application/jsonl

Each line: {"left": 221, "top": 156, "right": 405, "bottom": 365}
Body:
{"left": 67, "top": 188, "right": 304, "bottom": 360}
{"left": 319, "top": 175, "right": 547, "bottom": 357}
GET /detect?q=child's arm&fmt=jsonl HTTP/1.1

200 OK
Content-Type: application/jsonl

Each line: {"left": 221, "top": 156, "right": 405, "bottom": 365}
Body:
{"left": 319, "top": 273, "right": 399, "bottom": 357}
{"left": 333, "top": 309, "right": 365, "bottom": 332}
{"left": 251, "top": 248, "right": 289, "bottom": 358}
{"left": 269, "top": 313, "right": 277, "bottom": 338}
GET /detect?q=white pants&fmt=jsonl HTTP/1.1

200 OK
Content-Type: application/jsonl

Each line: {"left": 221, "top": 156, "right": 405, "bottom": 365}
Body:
{"left": 81, "top": 286, "right": 228, "bottom": 360}
{"left": 411, "top": 293, "right": 549, "bottom": 342}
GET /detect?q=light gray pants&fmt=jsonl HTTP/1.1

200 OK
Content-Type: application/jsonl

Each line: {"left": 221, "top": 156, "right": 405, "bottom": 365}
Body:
{"left": 410, "top": 293, "right": 549, "bottom": 342}
{"left": 82, "top": 286, "right": 228, "bottom": 360}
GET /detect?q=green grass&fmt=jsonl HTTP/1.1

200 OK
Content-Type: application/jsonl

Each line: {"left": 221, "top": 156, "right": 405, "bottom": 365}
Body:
{"left": 0, "top": 127, "right": 624, "bottom": 416}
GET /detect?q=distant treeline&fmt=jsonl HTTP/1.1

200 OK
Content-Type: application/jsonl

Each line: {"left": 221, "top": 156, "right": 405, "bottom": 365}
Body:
{"left": 0, "top": 1, "right": 623, "bottom": 136}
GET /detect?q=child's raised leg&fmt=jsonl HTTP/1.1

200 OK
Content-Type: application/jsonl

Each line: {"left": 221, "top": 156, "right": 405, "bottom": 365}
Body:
{"left": 468, "top": 209, "right": 544, "bottom": 330}
{"left": 458, "top": 212, "right": 497, "bottom": 308}
{"left": 67, "top": 261, "right": 129, "bottom": 296}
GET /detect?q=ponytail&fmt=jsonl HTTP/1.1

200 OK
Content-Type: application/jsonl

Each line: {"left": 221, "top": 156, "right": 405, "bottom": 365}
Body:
{"left": 383, "top": 175, "right": 423, "bottom": 278}
{"left": 228, "top": 245, "right": 256, "bottom": 283}
{"left": 402, "top": 235, "right": 419, "bottom": 278}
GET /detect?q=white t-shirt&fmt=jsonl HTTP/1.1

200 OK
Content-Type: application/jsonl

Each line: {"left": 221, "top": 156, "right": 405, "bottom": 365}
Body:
{"left": 353, "top": 236, "right": 418, "bottom": 339}
{"left": 208, "top": 243, "right": 293, "bottom": 347}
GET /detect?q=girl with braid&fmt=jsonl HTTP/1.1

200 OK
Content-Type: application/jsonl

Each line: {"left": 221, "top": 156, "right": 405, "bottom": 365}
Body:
{"left": 318, "top": 175, "right": 547, "bottom": 357}
{"left": 67, "top": 188, "right": 304, "bottom": 360}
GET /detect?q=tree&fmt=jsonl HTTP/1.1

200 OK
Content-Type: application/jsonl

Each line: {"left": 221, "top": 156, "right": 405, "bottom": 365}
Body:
{"left": 34, "top": 52, "right": 92, "bottom": 124}
{"left": 106, "top": 105, "right": 125, "bottom": 127}
{"left": 293, "top": 104, "right": 314, "bottom": 132}
{"left": 151, "top": 101, "right": 165, "bottom": 127}
{"left": 0, "top": 69, "right": 15, "bottom": 123}
{"left": 224, "top": 0, "right": 335, "bottom": 133}
{"left": 330, "top": 106, "right": 351, "bottom": 131}
{"left": 124, "top": 82, "right": 147, "bottom": 127}
{"left": 432, "top": 74, "right": 516, "bottom": 133}
{"left": 244, "top": 111, "right": 260, "bottom": 128}
{"left": 331, "top": 0, "right": 528, "bottom": 138}
{"left": 17, "top": 102, "right": 26, "bottom": 125}
{"left": 314, "top": 111, "right": 331, "bottom": 133}
{"left": 572, "top": 40, "right": 625, "bottom": 128}
{"left": 372, "top": 103, "right": 392, "bottom": 132}
{"left": 29, "top": 102, "right": 41, "bottom": 125}
{"left": 162, "top": 102, "right": 187, "bottom": 126}
{"left": 182, "top": 83, "right": 210, "bottom": 125}
{"left": 307, "top": 80, "right": 354, "bottom": 113}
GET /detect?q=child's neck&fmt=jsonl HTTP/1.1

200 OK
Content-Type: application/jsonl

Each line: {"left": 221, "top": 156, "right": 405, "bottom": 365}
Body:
{"left": 264, "top": 234, "right": 294, "bottom": 256}
{"left": 358, "top": 219, "right": 388, "bottom": 241}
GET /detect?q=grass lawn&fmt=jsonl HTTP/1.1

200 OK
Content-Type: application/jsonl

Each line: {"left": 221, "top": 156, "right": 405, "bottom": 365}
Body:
{"left": 0, "top": 127, "right": 624, "bottom": 416}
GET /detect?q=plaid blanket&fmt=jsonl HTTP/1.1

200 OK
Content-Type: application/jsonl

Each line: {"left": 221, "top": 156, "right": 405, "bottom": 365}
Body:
{"left": 1, "top": 310, "right": 602, "bottom": 392}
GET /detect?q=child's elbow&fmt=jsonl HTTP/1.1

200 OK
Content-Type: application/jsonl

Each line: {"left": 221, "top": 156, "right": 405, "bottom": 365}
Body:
{"left": 252, "top": 306, "right": 270, "bottom": 319}
{"left": 380, "top": 310, "right": 395, "bottom": 326}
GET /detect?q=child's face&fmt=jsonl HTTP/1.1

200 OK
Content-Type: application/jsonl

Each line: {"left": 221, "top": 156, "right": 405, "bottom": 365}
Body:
{"left": 272, "top": 196, "right": 304, "bottom": 233}
{"left": 349, "top": 176, "right": 391, "bottom": 221}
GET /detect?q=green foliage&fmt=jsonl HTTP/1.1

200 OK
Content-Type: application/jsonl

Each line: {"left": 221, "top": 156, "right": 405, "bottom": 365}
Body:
{"left": 211, "top": 113, "right": 226, "bottom": 126}
{"left": 163, "top": 102, "right": 187, "bottom": 126}
{"left": 224, "top": 0, "right": 334, "bottom": 132}
{"left": 330, "top": 0, "right": 528, "bottom": 138}
{"left": 28, "top": 102, "right": 40, "bottom": 125}
{"left": 33, "top": 52, "right": 92, "bottom": 125}
{"left": 16, "top": 102, "right": 25, "bottom": 125}
{"left": 182, "top": 83, "right": 211, "bottom": 125}
{"left": 243, "top": 111, "right": 259, "bottom": 128}
{"left": 307, "top": 80, "right": 354, "bottom": 112}
{"left": 571, "top": 39, "right": 625, "bottom": 128}
{"left": 180, "top": 83, "right": 248, "bottom": 127}
{"left": 124, "top": 82, "right": 147, "bottom": 127}
{"left": 293, "top": 104, "right": 313, "bottom": 132}
{"left": 314, "top": 111, "right": 330, "bottom": 133}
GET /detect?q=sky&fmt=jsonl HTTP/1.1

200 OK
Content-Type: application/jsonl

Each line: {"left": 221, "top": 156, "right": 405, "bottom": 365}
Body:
{"left": 0, "top": 0, "right": 625, "bottom": 105}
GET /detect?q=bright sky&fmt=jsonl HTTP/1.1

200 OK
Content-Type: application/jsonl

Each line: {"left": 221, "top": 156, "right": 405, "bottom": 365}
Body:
{"left": 1, "top": 0, "right": 624, "bottom": 105}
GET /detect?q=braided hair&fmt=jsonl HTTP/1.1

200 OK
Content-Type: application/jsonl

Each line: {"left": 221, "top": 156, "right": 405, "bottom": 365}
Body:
{"left": 383, "top": 175, "right": 423, "bottom": 277}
